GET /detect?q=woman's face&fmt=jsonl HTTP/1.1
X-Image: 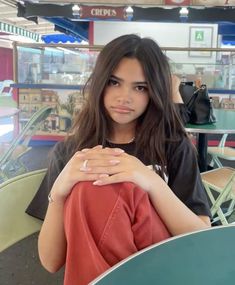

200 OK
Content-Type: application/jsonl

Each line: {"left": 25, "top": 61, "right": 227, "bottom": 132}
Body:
{"left": 103, "top": 57, "right": 149, "bottom": 129}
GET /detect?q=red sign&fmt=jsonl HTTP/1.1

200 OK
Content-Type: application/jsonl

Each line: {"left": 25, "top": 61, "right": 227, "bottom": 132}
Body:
{"left": 80, "top": 5, "right": 128, "bottom": 20}
{"left": 165, "top": 0, "right": 191, "bottom": 5}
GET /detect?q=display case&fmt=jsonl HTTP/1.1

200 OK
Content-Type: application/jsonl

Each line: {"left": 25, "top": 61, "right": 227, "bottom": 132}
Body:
{"left": 12, "top": 43, "right": 235, "bottom": 142}
{"left": 13, "top": 43, "right": 100, "bottom": 142}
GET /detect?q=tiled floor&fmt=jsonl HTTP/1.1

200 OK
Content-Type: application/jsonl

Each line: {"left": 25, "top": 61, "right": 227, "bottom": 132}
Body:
{"left": 0, "top": 144, "right": 235, "bottom": 285}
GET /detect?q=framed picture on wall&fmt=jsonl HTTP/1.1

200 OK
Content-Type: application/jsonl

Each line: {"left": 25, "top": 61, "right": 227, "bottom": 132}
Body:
{"left": 188, "top": 26, "right": 214, "bottom": 57}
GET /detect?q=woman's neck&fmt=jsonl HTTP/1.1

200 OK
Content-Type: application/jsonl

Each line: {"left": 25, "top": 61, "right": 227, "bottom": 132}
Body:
{"left": 106, "top": 136, "right": 135, "bottom": 144}
{"left": 108, "top": 125, "right": 135, "bottom": 144}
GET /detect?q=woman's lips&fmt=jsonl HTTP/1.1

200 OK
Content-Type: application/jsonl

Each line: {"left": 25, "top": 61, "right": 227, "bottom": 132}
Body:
{"left": 112, "top": 106, "right": 133, "bottom": 113}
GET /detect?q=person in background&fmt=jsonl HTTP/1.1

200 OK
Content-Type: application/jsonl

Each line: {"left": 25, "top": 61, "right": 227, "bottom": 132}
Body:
{"left": 27, "top": 34, "right": 211, "bottom": 285}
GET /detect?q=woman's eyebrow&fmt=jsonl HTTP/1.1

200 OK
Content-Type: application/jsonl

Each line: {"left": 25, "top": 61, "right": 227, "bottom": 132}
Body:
{"left": 134, "top": 81, "right": 148, "bottom": 85}
{"left": 110, "top": 75, "right": 123, "bottom": 82}
{"left": 110, "top": 75, "right": 147, "bottom": 85}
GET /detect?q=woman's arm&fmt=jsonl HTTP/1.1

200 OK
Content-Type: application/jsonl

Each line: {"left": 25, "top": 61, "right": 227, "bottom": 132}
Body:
{"left": 38, "top": 197, "right": 66, "bottom": 272}
{"left": 38, "top": 153, "right": 86, "bottom": 273}
{"left": 171, "top": 74, "right": 184, "bottom": 104}
{"left": 141, "top": 173, "right": 211, "bottom": 235}
{"left": 38, "top": 146, "right": 124, "bottom": 272}
{"left": 93, "top": 156, "right": 210, "bottom": 235}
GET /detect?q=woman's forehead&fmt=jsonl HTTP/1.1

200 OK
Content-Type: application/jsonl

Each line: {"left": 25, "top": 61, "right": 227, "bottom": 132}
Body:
{"left": 112, "top": 58, "right": 146, "bottom": 82}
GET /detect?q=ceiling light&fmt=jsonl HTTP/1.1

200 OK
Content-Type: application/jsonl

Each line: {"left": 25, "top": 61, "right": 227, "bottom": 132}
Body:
{"left": 179, "top": 7, "right": 189, "bottom": 16}
{"left": 72, "top": 4, "right": 81, "bottom": 17}
{"left": 125, "top": 6, "right": 133, "bottom": 20}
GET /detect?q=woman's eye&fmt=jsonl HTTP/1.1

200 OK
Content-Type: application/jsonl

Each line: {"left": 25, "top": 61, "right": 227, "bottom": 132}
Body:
{"left": 136, "top": 86, "right": 148, "bottom": 92}
{"left": 108, "top": 79, "right": 119, "bottom": 86}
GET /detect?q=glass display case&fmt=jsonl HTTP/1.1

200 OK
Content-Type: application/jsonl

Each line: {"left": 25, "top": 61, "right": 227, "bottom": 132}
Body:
{"left": 12, "top": 43, "right": 235, "bottom": 142}
{"left": 16, "top": 44, "right": 99, "bottom": 85}
{"left": 13, "top": 43, "right": 101, "bottom": 141}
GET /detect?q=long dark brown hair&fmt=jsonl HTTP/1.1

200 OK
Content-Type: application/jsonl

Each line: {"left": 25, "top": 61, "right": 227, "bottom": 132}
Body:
{"left": 65, "top": 34, "right": 187, "bottom": 177}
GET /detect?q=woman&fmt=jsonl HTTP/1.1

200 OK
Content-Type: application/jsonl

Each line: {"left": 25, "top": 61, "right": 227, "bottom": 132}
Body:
{"left": 28, "top": 34, "right": 211, "bottom": 285}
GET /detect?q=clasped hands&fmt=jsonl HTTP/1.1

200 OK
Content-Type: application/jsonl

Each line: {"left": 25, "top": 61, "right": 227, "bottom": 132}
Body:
{"left": 52, "top": 145, "right": 157, "bottom": 202}
{"left": 77, "top": 145, "right": 148, "bottom": 187}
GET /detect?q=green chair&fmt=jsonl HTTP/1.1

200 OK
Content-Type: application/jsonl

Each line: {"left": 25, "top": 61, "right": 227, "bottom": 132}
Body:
{"left": 0, "top": 105, "right": 53, "bottom": 182}
{"left": 201, "top": 167, "right": 235, "bottom": 225}
{"left": 208, "top": 134, "right": 235, "bottom": 168}
{"left": 0, "top": 169, "right": 46, "bottom": 252}
{"left": 90, "top": 225, "right": 235, "bottom": 285}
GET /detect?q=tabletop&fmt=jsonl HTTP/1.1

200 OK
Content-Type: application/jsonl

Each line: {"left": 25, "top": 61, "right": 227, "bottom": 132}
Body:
{"left": 90, "top": 225, "right": 235, "bottom": 285}
{"left": 185, "top": 109, "right": 235, "bottom": 134}
{"left": 0, "top": 107, "right": 20, "bottom": 119}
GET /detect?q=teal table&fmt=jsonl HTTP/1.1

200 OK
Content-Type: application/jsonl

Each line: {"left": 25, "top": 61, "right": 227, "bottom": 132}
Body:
{"left": 90, "top": 225, "right": 235, "bottom": 285}
{"left": 185, "top": 109, "right": 235, "bottom": 172}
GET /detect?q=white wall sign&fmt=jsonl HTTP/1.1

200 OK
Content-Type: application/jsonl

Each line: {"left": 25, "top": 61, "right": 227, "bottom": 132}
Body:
{"left": 189, "top": 26, "right": 214, "bottom": 57}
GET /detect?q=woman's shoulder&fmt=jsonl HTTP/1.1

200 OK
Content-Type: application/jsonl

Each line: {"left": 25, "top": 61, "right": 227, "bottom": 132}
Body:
{"left": 168, "top": 135, "right": 193, "bottom": 152}
{"left": 50, "top": 138, "right": 75, "bottom": 163}
{"left": 167, "top": 135, "right": 197, "bottom": 163}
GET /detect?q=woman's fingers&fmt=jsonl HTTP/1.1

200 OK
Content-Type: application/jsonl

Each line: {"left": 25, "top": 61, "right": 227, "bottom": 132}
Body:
{"left": 93, "top": 173, "right": 128, "bottom": 186}
{"left": 79, "top": 173, "right": 109, "bottom": 182}
{"left": 81, "top": 146, "right": 125, "bottom": 156}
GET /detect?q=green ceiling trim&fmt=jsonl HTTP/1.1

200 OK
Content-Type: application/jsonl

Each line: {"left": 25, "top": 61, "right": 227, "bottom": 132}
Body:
{"left": 0, "top": 21, "right": 40, "bottom": 42}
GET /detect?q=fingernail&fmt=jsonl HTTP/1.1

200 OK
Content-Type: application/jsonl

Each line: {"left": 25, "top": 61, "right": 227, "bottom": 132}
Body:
{"left": 114, "top": 148, "right": 124, "bottom": 153}
{"left": 99, "top": 174, "right": 109, "bottom": 178}
{"left": 93, "top": 180, "right": 102, "bottom": 185}
{"left": 76, "top": 153, "right": 85, "bottom": 157}
{"left": 109, "top": 160, "right": 120, "bottom": 165}
{"left": 81, "top": 148, "right": 89, "bottom": 152}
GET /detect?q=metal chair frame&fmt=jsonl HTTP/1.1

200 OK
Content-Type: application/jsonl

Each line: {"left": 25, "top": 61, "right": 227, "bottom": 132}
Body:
{"left": 201, "top": 167, "right": 235, "bottom": 225}
{"left": 0, "top": 106, "right": 53, "bottom": 182}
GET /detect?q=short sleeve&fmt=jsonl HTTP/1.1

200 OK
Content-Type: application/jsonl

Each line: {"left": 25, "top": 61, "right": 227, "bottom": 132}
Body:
{"left": 25, "top": 141, "right": 68, "bottom": 220}
{"left": 167, "top": 137, "right": 211, "bottom": 217}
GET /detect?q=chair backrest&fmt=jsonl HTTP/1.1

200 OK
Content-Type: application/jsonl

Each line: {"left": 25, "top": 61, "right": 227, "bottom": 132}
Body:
{"left": 0, "top": 105, "right": 53, "bottom": 168}
{"left": 218, "top": 133, "right": 228, "bottom": 147}
{"left": 0, "top": 169, "right": 46, "bottom": 252}
{"left": 90, "top": 225, "right": 235, "bottom": 285}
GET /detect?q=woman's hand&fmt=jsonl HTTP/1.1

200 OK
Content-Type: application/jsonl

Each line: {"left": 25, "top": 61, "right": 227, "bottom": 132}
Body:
{"left": 50, "top": 146, "right": 125, "bottom": 202}
{"left": 80, "top": 147, "right": 160, "bottom": 192}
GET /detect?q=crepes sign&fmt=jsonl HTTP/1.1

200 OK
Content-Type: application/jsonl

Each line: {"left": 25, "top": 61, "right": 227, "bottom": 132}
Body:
{"left": 79, "top": 5, "right": 129, "bottom": 20}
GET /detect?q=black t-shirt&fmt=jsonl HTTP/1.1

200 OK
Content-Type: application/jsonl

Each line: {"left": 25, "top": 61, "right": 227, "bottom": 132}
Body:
{"left": 26, "top": 136, "right": 211, "bottom": 220}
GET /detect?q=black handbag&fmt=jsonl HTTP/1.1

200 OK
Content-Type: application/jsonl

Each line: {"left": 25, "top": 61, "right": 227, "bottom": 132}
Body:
{"left": 179, "top": 83, "right": 216, "bottom": 125}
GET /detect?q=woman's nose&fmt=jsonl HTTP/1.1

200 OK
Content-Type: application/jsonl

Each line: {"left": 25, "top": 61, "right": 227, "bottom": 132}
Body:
{"left": 117, "top": 87, "right": 132, "bottom": 103}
